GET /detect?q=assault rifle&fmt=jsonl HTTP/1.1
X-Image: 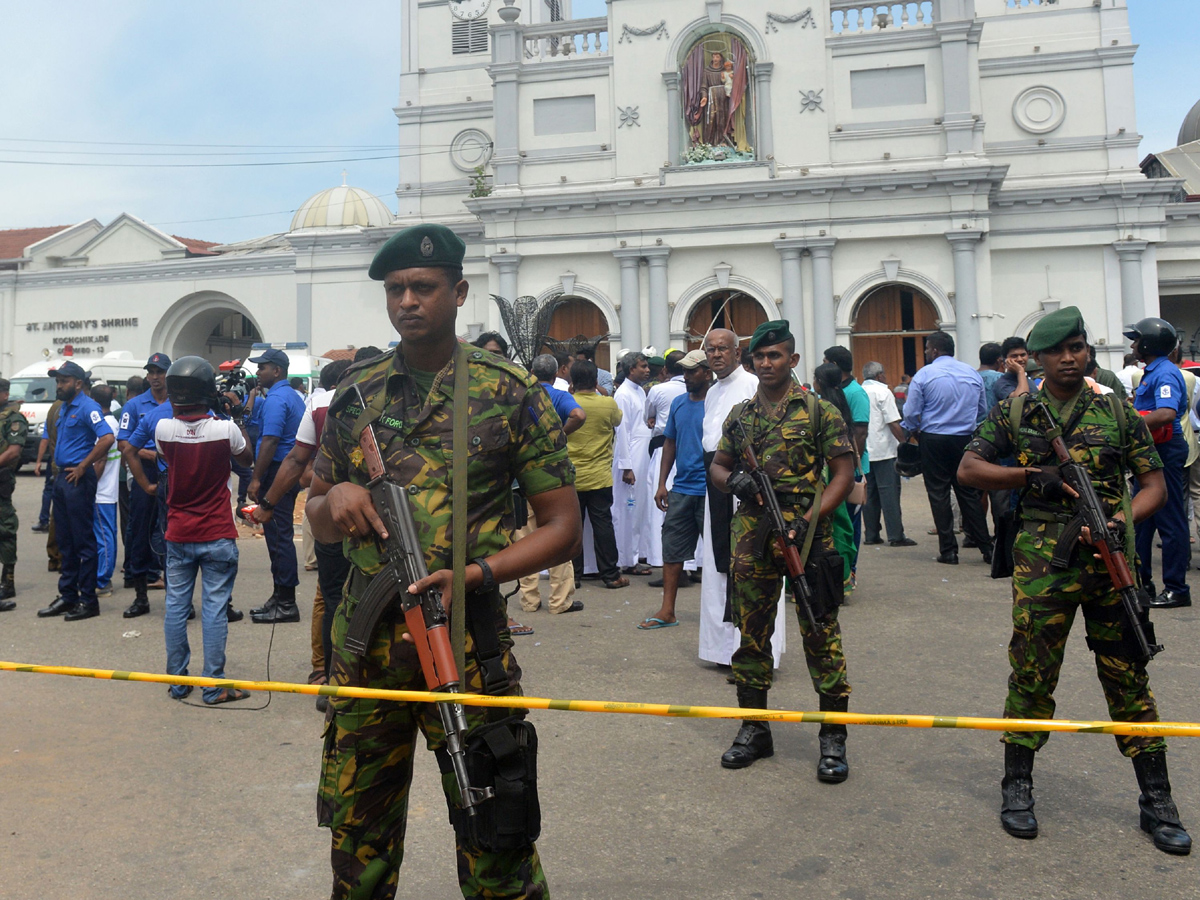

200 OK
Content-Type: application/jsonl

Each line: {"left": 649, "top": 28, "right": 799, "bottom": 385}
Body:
{"left": 1036, "top": 401, "right": 1162, "bottom": 663}
{"left": 735, "top": 419, "right": 820, "bottom": 629}
{"left": 343, "top": 385, "right": 493, "bottom": 816}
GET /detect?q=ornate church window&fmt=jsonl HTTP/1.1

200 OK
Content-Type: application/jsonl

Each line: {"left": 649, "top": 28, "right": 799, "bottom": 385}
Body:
{"left": 681, "top": 32, "right": 754, "bottom": 165}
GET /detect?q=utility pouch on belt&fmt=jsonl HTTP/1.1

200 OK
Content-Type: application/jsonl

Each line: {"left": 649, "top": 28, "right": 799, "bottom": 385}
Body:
{"left": 1083, "top": 591, "right": 1158, "bottom": 662}
{"left": 444, "top": 716, "right": 541, "bottom": 852}
{"left": 801, "top": 548, "right": 844, "bottom": 619}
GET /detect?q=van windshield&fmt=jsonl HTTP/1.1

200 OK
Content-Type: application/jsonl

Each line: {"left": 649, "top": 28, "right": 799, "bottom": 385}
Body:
{"left": 9, "top": 377, "right": 56, "bottom": 404}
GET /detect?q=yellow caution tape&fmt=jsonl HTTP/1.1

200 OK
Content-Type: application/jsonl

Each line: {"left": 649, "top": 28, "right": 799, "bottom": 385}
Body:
{"left": 3, "top": 659, "right": 1199, "bottom": 737}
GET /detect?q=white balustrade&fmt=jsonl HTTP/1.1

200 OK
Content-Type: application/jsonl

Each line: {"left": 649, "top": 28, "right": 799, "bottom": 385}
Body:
{"left": 522, "top": 16, "right": 609, "bottom": 62}
{"left": 829, "top": 1, "right": 937, "bottom": 35}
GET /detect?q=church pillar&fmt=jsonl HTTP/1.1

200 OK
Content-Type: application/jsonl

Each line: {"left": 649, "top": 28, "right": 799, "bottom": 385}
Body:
{"left": 753, "top": 62, "right": 775, "bottom": 162}
{"left": 663, "top": 72, "right": 682, "bottom": 167}
{"left": 643, "top": 247, "right": 671, "bottom": 352}
{"left": 773, "top": 239, "right": 806, "bottom": 375}
{"left": 613, "top": 249, "right": 642, "bottom": 350}
{"left": 1114, "top": 239, "right": 1148, "bottom": 325}
{"left": 809, "top": 238, "right": 837, "bottom": 356}
{"left": 492, "top": 253, "right": 522, "bottom": 339}
{"left": 490, "top": 4, "right": 523, "bottom": 186}
{"left": 946, "top": 231, "right": 984, "bottom": 361}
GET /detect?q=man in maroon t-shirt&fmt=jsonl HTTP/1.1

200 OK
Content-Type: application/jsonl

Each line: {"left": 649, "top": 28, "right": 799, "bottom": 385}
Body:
{"left": 126, "top": 358, "right": 254, "bottom": 705}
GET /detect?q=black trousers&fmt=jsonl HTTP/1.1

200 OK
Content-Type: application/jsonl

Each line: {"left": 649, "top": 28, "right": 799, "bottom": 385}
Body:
{"left": 315, "top": 539, "right": 351, "bottom": 677}
{"left": 575, "top": 486, "right": 620, "bottom": 582}
{"left": 918, "top": 432, "right": 992, "bottom": 558}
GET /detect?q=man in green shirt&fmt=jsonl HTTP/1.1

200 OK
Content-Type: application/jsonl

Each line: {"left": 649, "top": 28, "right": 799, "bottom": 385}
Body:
{"left": 567, "top": 359, "right": 627, "bottom": 589}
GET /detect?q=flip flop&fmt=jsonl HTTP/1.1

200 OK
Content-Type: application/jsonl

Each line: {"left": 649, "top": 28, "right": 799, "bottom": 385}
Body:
{"left": 510, "top": 623, "right": 535, "bottom": 637}
{"left": 204, "top": 688, "right": 251, "bottom": 705}
{"left": 637, "top": 617, "right": 679, "bottom": 630}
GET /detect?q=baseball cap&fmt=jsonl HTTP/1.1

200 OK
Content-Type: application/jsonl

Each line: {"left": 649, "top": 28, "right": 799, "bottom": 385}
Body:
{"left": 48, "top": 360, "right": 87, "bottom": 380}
{"left": 679, "top": 350, "right": 710, "bottom": 369}
{"left": 248, "top": 347, "right": 290, "bottom": 368}
{"left": 145, "top": 352, "right": 172, "bottom": 371}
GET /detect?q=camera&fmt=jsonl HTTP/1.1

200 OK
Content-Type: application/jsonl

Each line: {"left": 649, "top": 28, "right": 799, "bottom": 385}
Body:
{"left": 216, "top": 360, "right": 249, "bottom": 419}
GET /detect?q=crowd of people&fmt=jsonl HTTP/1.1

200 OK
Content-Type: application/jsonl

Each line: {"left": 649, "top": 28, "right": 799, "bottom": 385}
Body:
{"left": 4, "top": 219, "right": 1197, "bottom": 895}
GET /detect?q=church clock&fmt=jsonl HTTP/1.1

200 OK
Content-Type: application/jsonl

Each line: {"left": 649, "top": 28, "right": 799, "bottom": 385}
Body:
{"left": 449, "top": 0, "right": 491, "bottom": 20}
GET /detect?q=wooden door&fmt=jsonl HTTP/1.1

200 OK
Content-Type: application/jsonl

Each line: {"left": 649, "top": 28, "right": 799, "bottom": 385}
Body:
{"left": 686, "top": 291, "right": 768, "bottom": 350}
{"left": 850, "top": 285, "right": 939, "bottom": 387}
{"left": 549, "top": 297, "right": 610, "bottom": 369}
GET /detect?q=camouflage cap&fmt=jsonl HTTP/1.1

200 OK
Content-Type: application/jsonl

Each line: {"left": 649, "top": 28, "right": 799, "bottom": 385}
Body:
{"left": 1027, "top": 306, "right": 1086, "bottom": 353}
{"left": 368, "top": 223, "right": 466, "bottom": 281}
{"left": 748, "top": 319, "right": 793, "bottom": 353}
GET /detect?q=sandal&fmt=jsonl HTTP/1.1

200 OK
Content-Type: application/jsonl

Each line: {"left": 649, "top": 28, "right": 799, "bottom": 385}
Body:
{"left": 308, "top": 670, "right": 327, "bottom": 686}
{"left": 637, "top": 617, "right": 678, "bottom": 630}
{"left": 204, "top": 688, "right": 251, "bottom": 705}
{"left": 622, "top": 564, "right": 653, "bottom": 576}
{"left": 603, "top": 576, "right": 630, "bottom": 589}
{"left": 509, "top": 623, "right": 535, "bottom": 636}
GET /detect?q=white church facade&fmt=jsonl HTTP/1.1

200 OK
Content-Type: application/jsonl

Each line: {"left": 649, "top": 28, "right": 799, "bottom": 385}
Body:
{"left": 2, "top": 0, "right": 1198, "bottom": 380}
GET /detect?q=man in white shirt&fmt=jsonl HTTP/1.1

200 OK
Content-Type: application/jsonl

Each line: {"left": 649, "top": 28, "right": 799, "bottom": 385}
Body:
{"left": 92, "top": 385, "right": 122, "bottom": 598}
{"left": 1117, "top": 352, "right": 1142, "bottom": 397}
{"left": 613, "top": 352, "right": 653, "bottom": 575}
{"left": 699, "top": 329, "right": 785, "bottom": 668}
{"left": 644, "top": 350, "right": 688, "bottom": 572}
{"left": 860, "top": 362, "right": 915, "bottom": 547}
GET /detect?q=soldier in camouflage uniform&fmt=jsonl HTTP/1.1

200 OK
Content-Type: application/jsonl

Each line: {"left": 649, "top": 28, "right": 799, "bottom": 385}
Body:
{"left": 0, "top": 379, "right": 28, "bottom": 611}
{"left": 307, "top": 223, "right": 582, "bottom": 899}
{"left": 709, "top": 321, "right": 858, "bottom": 781}
{"left": 959, "top": 306, "right": 1191, "bottom": 855}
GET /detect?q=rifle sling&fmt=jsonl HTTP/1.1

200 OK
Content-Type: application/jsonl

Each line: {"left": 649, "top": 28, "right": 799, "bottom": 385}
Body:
{"left": 798, "top": 390, "right": 823, "bottom": 568}
{"left": 451, "top": 344, "right": 470, "bottom": 682}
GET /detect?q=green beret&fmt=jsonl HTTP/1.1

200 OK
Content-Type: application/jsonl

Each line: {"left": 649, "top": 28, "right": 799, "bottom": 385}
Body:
{"left": 748, "top": 319, "right": 793, "bottom": 353}
{"left": 1027, "top": 306, "right": 1086, "bottom": 353}
{"left": 369, "top": 224, "right": 466, "bottom": 281}
{"left": 648, "top": 356, "right": 666, "bottom": 367}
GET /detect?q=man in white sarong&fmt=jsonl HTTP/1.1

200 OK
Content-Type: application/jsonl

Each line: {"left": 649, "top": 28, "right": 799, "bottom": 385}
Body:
{"left": 613, "top": 352, "right": 653, "bottom": 574}
{"left": 644, "top": 350, "right": 688, "bottom": 571}
{"left": 700, "top": 329, "right": 786, "bottom": 666}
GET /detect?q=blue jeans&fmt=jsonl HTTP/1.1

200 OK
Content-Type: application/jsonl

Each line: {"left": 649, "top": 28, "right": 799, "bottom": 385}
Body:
{"left": 164, "top": 539, "right": 238, "bottom": 702}
{"left": 94, "top": 502, "right": 117, "bottom": 590}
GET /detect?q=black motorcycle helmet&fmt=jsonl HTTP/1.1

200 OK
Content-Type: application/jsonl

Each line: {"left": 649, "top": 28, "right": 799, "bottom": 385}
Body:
{"left": 1123, "top": 317, "right": 1178, "bottom": 358}
{"left": 166, "top": 356, "right": 218, "bottom": 409}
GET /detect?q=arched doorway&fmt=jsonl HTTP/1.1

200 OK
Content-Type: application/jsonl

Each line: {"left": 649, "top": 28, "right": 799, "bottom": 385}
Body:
{"left": 686, "top": 290, "right": 768, "bottom": 350}
{"left": 850, "top": 284, "right": 939, "bottom": 387}
{"left": 548, "top": 296, "right": 611, "bottom": 370}
{"left": 153, "top": 291, "right": 265, "bottom": 367}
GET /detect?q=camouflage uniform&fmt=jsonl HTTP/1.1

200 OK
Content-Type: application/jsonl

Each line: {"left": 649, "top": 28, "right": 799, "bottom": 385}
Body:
{"left": 0, "top": 401, "right": 29, "bottom": 568}
{"left": 718, "top": 383, "right": 854, "bottom": 695}
{"left": 966, "top": 387, "right": 1166, "bottom": 757}
{"left": 313, "top": 344, "right": 573, "bottom": 900}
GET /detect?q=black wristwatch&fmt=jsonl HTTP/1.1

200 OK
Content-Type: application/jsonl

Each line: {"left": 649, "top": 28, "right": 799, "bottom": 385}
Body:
{"left": 258, "top": 496, "right": 275, "bottom": 512}
{"left": 470, "top": 556, "right": 495, "bottom": 592}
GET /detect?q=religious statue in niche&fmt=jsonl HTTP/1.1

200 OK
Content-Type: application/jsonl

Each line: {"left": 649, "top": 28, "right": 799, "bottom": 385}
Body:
{"left": 681, "top": 32, "right": 754, "bottom": 164}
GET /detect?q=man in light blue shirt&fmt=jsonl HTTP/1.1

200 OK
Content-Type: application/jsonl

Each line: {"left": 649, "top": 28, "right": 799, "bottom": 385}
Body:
{"left": 901, "top": 331, "right": 993, "bottom": 566}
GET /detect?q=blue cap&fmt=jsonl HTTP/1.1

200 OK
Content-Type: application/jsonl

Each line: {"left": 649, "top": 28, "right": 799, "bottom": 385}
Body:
{"left": 48, "top": 360, "right": 87, "bottom": 380}
{"left": 248, "top": 347, "right": 290, "bottom": 368}
{"left": 145, "top": 352, "right": 172, "bottom": 371}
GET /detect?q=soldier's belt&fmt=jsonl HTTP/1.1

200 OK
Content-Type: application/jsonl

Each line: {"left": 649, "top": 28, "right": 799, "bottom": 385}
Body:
{"left": 5, "top": 659, "right": 1200, "bottom": 738}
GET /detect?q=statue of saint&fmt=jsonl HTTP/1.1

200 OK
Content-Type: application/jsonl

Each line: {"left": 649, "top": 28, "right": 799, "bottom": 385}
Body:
{"left": 682, "top": 35, "right": 752, "bottom": 159}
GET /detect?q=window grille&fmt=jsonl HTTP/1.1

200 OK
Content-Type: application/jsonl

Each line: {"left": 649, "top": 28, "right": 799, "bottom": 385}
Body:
{"left": 452, "top": 19, "right": 488, "bottom": 55}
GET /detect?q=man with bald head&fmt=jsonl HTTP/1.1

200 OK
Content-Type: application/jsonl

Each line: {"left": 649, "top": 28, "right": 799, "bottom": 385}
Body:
{"left": 699, "top": 329, "right": 785, "bottom": 669}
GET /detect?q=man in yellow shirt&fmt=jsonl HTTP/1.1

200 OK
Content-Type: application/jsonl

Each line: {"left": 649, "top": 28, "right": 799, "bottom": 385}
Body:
{"left": 568, "top": 359, "right": 628, "bottom": 589}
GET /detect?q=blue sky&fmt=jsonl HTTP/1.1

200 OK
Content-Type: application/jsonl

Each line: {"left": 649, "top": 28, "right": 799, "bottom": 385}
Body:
{"left": 0, "top": 0, "right": 1194, "bottom": 245}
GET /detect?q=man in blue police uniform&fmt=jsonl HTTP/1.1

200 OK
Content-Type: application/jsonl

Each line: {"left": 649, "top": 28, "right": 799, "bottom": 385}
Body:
{"left": 36, "top": 361, "right": 115, "bottom": 621}
{"left": 1125, "top": 317, "right": 1191, "bottom": 608}
{"left": 116, "top": 352, "right": 170, "bottom": 618}
{"left": 246, "top": 347, "right": 306, "bottom": 624}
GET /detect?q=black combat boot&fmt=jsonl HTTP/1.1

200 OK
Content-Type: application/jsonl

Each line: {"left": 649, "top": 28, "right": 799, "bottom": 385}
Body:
{"left": 0, "top": 564, "right": 15, "bottom": 600}
{"left": 720, "top": 684, "right": 774, "bottom": 769}
{"left": 123, "top": 576, "right": 150, "bottom": 619}
{"left": 817, "top": 694, "right": 850, "bottom": 784}
{"left": 250, "top": 587, "right": 280, "bottom": 618}
{"left": 1133, "top": 751, "right": 1192, "bottom": 855}
{"left": 252, "top": 585, "right": 300, "bottom": 624}
{"left": 1000, "top": 742, "right": 1038, "bottom": 839}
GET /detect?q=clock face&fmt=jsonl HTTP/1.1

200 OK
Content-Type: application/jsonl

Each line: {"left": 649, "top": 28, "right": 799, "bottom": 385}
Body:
{"left": 449, "top": 0, "right": 491, "bottom": 20}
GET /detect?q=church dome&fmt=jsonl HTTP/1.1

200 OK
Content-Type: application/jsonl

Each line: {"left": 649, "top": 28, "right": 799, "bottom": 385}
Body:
{"left": 1179, "top": 98, "right": 1200, "bottom": 147}
{"left": 290, "top": 184, "right": 393, "bottom": 231}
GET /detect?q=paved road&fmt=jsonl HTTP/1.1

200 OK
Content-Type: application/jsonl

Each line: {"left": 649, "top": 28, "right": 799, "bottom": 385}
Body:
{"left": 1, "top": 472, "right": 1197, "bottom": 899}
